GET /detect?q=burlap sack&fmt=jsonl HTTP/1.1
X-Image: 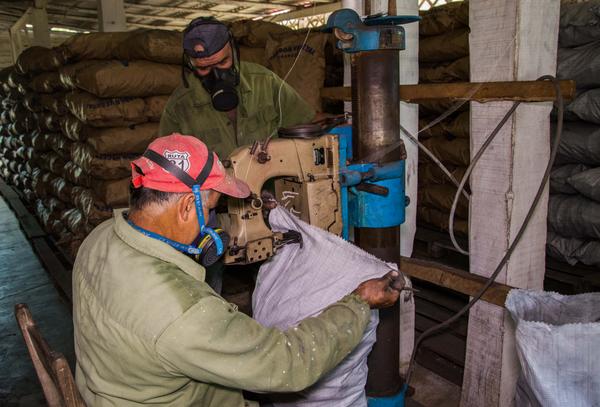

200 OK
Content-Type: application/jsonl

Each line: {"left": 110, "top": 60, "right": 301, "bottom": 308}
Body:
{"left": 421, "top": 136, "right": 470, "bottom": 166}
{"left": 419, "top": 1, "right": 469, "bottom": 36}
{"left": 15, "top": 46, "right": 68, "bottom": 75}
{"left": 550, "top": 163, "right": 589, "bottom": 194}
{"left": 418, "top": 183, "right": 469, "bottom": 219}
{"left": 61, "top": 32, "right": 132, "bottom": 62}
{"left": 114, "top": 30, "right": 183, "bottom": 65}
{"left": 73, "top": 186, "right": 114, "bottom": 225}
{"left": 239, "top": 46, "right": 267, "bottom": 66}
{"left": 17, "top": 134, "right": 30, "bottom": 148}
{"left": 419, "top": 117, "right": 447, "bottom": 139}
{"left": 419, "top": 28, "right": 470, "bottom": 63}
{"left": 63, "top": 161, "right": 92, "bottom": 187}
{"left": 420, "top": 56, "right": 469, "bottom": 83}
{"left": 419, "top": 163, "right": 448, "bottom": 187}
{"left": 442, "top": 111, "right": 470, "bottom": 138}
{"left": 0, "top": 66, "right": 11, "bottom": 91}
{"left": 60, "top": 60, "right": 181, "bottom": 98}
{"left": 230, "top": 21, "right": 292, "bottom": 48}
{"left": 60, "top": 114, "right": 85, "bottom": 141}
{"left": 60, "top": 207, "right": 91, "bottom": 238}
{"left": 143, "top": 95, "right": 170, "bottom": 122}
{"left": 23, "top": 93, "right": 43, "bottom": 113}
{"left": 30, "top": 72, "right": 65, "bottom": 94}
{"left": 0, "top": 110, "right": 10, "bottom": 125}
{"left": 71, "top": 142, "right": 135, "bottom": 180}
{"left": 90, "top": 177, "right": 130, "bottom": 206}
{"left": 47, "top": 152, "right": 67, "bottom": 176}
{"left": 31, "top": 132, "right": 51, "bottom": 152}
{"left": 85, "top": 123, "right": 159, "bottom": 155}
{"left": 65, "top": 91, "right": 147, "bottom": 127}
{"left": 417, "top": 205, "right": 469, "bottom": 236}
{"left": 49, "top": 177, "right": 73, "bottom": 203}
{"left": 39, "top": 92, "right": 67, "bottom": 115}
{"left": 32, "top": 172, "right": 58, "bottom": 198}
{"left": 34, "top": 199, "right": 59, "bottom": 234}
{"left": 265, "top": 32, "right": 328, "bottom": 111}
{"left": 59, "top": 60, "right": 102, "bottom": 89}
{"left": 7, "top": 70, "right": 28, "bottom": 91}
{"left": 38, "top": 112, "right": 61, "bottom": 133}
{"left": 46, "top": 133, "right": 73, "bottom": 158}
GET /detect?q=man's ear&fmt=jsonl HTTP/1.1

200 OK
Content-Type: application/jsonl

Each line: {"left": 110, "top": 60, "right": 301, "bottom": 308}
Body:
{"left": 176, "top": 193, "right": 196, "bottom": 224}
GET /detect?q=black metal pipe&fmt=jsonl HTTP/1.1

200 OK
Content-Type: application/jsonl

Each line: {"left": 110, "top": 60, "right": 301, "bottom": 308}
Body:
{"left": 351, "top": 50, "right": 404, "bottom": 397}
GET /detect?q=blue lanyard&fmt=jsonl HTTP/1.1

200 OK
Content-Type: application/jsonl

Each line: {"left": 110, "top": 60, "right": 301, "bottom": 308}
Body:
{"left": 127, "top": 220, "right": 202, "bottom": 256}
{"left": 126, "top": 184, "right": 224, "bottom": 257}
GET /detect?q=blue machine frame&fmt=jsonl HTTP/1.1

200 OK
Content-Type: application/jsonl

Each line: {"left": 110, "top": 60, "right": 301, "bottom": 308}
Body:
{"left": 325, "top": 7, "right": 419, "bottom": 407}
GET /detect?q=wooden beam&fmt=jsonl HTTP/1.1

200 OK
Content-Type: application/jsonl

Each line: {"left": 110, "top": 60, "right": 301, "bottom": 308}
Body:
{"left": 461, "top": 1, "right": 560, "bottom": 406}
{"left": 400, "top": 257, "right": 512, "bottom": 308}
{"left": 98, "top": 0, "right": 127, "bottom": 31}
{"left": 122, "top": 2, "right": 263, "bottom": 19}
{"left": 268, "top": 2, "right": 342, "bottom": 21}
{"left": 321, "top": 80, "right": 576, "bottom": 103}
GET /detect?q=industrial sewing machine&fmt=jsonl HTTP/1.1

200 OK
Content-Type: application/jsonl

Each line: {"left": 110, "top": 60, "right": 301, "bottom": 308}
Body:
{"left": 222, "top": 124, "right": 407, "bottom": 265}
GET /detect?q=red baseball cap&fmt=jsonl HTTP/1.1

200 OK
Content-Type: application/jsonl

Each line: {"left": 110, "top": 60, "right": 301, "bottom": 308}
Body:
{"left": 131, "top": 133, "right": 250, "bottom": 198}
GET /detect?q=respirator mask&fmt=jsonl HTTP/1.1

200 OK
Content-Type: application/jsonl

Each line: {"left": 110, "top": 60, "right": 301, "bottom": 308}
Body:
{"left": 182, "top": 17, "right": 241, "bottom": 112}
{"left": 129, "top": 149, "right": 229, "bottom": 267}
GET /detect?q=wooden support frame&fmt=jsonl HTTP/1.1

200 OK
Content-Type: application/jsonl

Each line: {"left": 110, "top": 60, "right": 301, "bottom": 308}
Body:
{"left": 461, "top": 1, "right": 561, "bottom": 406}
{"left": 321, "top": 80, "right": 575, "bottom": 103}
{"left": 400, "top": 257, "right": 511, "bottom": 308}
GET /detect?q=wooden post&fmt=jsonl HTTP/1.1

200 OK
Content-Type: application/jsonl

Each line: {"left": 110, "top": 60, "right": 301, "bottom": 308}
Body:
{"left": 395, "top": 0, "right": 418, "bottom": 377}
{"left": 461, "top": 1, "right": 560, "bottom": 406}
{"left": 97, "top": 0, "right": 127, "bottom": 32}
{"left": 31, "top": 1, "right": 50, "bottom": 48}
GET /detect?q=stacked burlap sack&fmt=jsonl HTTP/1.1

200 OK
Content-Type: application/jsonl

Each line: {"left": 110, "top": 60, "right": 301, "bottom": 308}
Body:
{"left": 417, "top": 1, "right": 470, "bottom": 236}
{"left": 230, "top": 20, "right": 335, "bottom": 112}
{"left": 0, "top": 22, "right": 334, "bottom": 258}
{"left": 548, "top": 0, "right": 600, "bottom": 267}
{"left": 0, "top": 50, "right": 86, "bottom": 255}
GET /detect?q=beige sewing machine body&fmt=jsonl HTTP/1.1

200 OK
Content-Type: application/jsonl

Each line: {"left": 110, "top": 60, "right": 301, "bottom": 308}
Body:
{"left": 223, "top": 134, "right": 343, "bottom": 265}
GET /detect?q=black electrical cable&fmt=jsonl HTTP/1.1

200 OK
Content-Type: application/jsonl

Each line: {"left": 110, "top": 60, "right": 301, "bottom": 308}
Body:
{"left": 403, "top": 75, "right": 564, "bottom": 387}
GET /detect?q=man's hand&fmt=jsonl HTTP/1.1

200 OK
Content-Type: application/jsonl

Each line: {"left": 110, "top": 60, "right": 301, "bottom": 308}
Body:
{"left": 353, "top": 271, "right": 401, "bottom": 309}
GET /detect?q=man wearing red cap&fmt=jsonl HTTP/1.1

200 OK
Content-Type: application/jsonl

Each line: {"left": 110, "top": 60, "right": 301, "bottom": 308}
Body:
{"left": 72, "top": 134, "right": 400, "bottom": 406}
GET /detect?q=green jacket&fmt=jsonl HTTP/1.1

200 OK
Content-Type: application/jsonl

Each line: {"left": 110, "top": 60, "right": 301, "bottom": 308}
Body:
{"left": 159, "top": 62, "right": 315, "bottom": 158}
{"left": 73, "top": 209, "right": 371, "bottom": 406}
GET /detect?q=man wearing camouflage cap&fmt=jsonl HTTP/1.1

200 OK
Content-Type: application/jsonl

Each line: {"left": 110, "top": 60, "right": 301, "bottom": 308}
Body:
{"left": 160, "top": 17, "right": 315, "bottom": 159}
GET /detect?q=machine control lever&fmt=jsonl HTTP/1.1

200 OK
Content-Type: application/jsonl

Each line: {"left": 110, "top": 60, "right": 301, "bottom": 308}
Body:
{"left": 355, "top": 183, "right": 389, "bottom": 196}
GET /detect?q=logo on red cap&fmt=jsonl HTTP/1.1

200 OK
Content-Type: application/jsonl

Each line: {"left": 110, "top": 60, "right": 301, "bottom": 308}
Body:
{"left": 164, "top": 150, "right": 191, "bottom": 172}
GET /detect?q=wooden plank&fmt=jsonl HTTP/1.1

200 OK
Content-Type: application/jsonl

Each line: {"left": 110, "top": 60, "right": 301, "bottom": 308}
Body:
{"left": 321, "top": 80, "right": 575, "bottom": 103}
{"left": 400, "top": 257, "right": 512, "bottom": 308}
{"left": 415, "top": 346, "right": 464, "bottom": 387}
{"left": 461, "top": 1, "right": 560, "bottom": 406}
{"left": 415, "top": 301, "right": 468, "bottom": 338}
{"left": 395, "top": 0, "right": 419, "bottom": 377}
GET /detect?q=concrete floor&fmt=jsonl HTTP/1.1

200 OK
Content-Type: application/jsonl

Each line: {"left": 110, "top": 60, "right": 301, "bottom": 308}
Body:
{"left": 0, "top": 197, "right": 74, "bottom": 406}
{"left": 410, "top": 364, "right": 461, "bottom": 407}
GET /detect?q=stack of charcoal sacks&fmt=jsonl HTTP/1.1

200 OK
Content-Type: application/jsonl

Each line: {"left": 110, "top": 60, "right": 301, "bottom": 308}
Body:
{"left": 547, "top": 1, "right": 600, "bottom": 267}
{"left": 0, "top": 65, "right": 41, "bottom": 205}
{"left": 50, "top": 30, "right": 183, "bottom": 257}
{"left": 0, "top": 47, "right": 80, "bottom": 252}
{"left": 230, "top": 20, "right": 332, "bottom": 113}
{"left": 416, "top": 1, "right": 470, "bottom": 236}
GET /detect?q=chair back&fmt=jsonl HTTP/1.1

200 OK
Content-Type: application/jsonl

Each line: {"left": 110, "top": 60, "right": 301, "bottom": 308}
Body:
{"left": 14, "top": 303, "right": 86, "bottom": 407}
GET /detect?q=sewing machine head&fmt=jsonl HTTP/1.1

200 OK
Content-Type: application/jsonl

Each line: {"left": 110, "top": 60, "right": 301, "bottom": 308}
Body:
{"left": 223, "top": 127, "right": 343, "bottom": 265}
